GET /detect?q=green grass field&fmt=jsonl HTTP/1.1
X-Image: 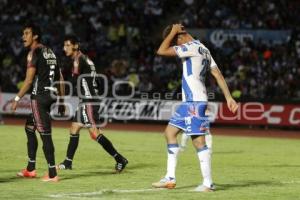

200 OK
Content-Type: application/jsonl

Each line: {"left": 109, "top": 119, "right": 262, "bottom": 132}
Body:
{"left": 1, "top": 125, "right": 300, "bottom": 200}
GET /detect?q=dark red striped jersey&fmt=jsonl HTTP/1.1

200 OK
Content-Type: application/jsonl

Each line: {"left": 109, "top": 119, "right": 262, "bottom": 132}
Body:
{"left": 27, "top": 44, "right": 60, "bottom": 95}
{"left": 71, "top": 51, "right": 99, "bottom": 101}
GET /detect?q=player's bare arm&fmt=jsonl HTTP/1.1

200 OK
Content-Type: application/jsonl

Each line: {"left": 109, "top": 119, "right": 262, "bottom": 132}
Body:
{"left": 11, "top": 67, "right": 36, "bottom": 112}
{"left": 157, "top": 24, "right": 182, "bottom": 57}
{"left": 210, "top": 67, "right": 238, "bottom": 113}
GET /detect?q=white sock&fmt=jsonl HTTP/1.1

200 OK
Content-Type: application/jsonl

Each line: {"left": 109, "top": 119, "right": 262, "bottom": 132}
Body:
{"left": 180, "top": 133, "right": 190, "bottom": 148}
{"left": 165, "top": 144, "right": 179, "bottom": 179}
{"left": 205, "top": 133, "right": 213, "bottom": 151}
{"left": 197, "top": 145, "right": 213, "bottom": 187}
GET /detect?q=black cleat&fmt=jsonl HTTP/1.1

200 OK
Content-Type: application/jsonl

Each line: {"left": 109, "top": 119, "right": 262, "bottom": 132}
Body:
{"left": 115, "top": 157, "right": 128, "bottom": 173}
{"left": 57, "top": 161, "right": 72, "bottom": 170}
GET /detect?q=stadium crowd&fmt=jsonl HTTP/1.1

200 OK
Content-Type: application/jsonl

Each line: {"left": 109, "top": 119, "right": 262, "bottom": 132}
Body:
{"left": 0, "top": 0, "right": 299, "bottom": 101}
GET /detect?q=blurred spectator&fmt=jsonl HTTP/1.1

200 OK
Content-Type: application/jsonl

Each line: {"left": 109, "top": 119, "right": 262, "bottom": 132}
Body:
{"left": 0, "top": 0, "right": 299, "bottom": 102}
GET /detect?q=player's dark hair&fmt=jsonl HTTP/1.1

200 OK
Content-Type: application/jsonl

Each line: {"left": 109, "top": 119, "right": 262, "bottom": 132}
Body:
{"left": 23, "top": 23, "right": 42, "bottom": 42}
{"left": 162, "top": 25, "right": 172, "bottom": 39}
{"left": 64, "top": 34, "right": 80, "bottom": 45}
{"left": 64, "top": 34, "right": 80, "bottom": 50}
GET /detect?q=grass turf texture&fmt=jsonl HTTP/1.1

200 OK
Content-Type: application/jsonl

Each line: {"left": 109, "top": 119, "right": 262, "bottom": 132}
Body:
{"left": 0, "top": 125, "right": 300, "bottom": 200}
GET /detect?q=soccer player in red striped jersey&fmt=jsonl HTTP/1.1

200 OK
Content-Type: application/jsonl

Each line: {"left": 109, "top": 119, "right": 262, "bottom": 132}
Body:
{"left": 11, "top": 23, "right": 65, "bottom": 182}
{"left": 57, "top": 35, "right": 128, "bottom": 172}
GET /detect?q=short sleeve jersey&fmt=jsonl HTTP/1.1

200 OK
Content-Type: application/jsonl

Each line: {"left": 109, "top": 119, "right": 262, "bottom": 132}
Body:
{"left": 72, "top": 52, "right": 99, "bottom": 101}
{"left": 174, "top": 40, "right": 217, "bottom": 102}
{"left": 27, "top": 44, "right": 60, "bottom": 95}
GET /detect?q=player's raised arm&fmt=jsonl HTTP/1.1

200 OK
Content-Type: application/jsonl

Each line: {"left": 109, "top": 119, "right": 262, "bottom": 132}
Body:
{"left": 210, "top": 67, "right": 238, "bottom": 113}
{"left": 11, "top": 67, "right": 36, "bottom": 112}
{"left": 157, "top": 24, "right": 183, "bottom": 57}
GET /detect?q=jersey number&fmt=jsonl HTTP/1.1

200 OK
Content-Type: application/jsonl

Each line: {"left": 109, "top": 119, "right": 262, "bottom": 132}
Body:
{"left": 200, "top": 59, "right": 210, "bottom": 78}
{"left": 49, "top": 65, "right": 55, "bottom": 83}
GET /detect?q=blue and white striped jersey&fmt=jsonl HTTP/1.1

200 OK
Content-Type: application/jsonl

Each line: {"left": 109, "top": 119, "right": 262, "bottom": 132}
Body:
{"left": 174, "top": 40, "right": 217, "bottom": 102}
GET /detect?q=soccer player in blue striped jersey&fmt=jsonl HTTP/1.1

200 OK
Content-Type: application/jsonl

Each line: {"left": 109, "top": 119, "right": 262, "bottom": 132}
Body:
{"left": 152, "top": 24, "right": 238, "bottom": 192}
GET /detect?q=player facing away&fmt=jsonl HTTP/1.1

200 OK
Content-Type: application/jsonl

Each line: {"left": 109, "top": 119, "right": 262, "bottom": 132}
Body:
{"left": 152, "top": 24, "right": 238, "bottom": 192}
{"left": 11, "top": 23, "right": 65, "bottom": 182}
{"left": 57, "top": 35, "right": 128, "bottom": 172}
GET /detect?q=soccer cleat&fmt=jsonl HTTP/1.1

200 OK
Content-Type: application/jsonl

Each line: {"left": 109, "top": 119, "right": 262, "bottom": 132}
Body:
{"left": 152, "top": 177, "right": 176, "bottom": 189}
{"left": 57, "top": 162, "right": 72, "bottom": 170}
{"left": 41, "top": 174, "right": 59, "bottom": 182}
{"left": 17, "top": 169, "right": 37, "bottom": 178}
{"left": 115, "top": 157, "right": 128, "bottom": 173}
{"left": 192, "top": 184, "right": 215, "bottom": 192}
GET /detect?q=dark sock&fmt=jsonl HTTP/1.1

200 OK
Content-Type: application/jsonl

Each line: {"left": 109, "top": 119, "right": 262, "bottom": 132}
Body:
{"left": 40, "top": 133, "right": 57, "bottom": 178}
{"left": 65, "top": 133, "right": 80, "bottom": 164}
{"left": 25, "top": 127, "right": 38, "bottom": 171}
{"left": 96, "top": 134, "right": 120, "bottom": 161}
{"left": 114, "top": 153, "right": 125, "bottom": 163}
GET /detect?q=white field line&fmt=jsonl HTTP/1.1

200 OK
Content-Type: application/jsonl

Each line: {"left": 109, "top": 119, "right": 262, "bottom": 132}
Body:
{"left": 280, "top": 180, "right": 300, "bottom": 184}
{"left": 48, "top": 188, "right": 164, "bottom": 198}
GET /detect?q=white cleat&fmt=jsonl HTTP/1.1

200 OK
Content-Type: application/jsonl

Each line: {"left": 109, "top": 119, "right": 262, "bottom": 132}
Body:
{"left": 152, "top": 177, "right": 176, "bottom": 189}
{"left": 191, "top": 184, "right": 215, "bottom": 192}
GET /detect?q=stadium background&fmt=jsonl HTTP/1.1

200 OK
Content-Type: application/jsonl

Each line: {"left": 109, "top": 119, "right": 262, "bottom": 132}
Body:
{"left": 0, "top": 0, "right": 300, "bottom": 199}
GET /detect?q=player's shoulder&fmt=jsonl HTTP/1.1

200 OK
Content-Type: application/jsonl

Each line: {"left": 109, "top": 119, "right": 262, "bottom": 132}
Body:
{"left": 81, "top": 54, "right": 95, "bottom": 66}
{"left": 183, "top": 40, "right": 204, "bottom": 51}
{"left": 185, "top": 40, "right": 201, "bottom": 46}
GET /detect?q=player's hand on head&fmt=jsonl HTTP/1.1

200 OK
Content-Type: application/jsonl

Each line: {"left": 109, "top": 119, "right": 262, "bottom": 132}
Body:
{"left": 227, "top": 98, "right": 238, "bottom": 113}
{"left": 171, "top": 24, "right": 183, "bottom": 34}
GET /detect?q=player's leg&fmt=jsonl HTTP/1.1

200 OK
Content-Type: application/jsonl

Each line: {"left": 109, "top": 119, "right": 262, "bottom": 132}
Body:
{"left": 164, "top": 124, "right": 181, "bottom": 180}
{"left": 58, "top": 122, "right": 83, "bottom": 170}
{"left": 180, "top": 132, "right": 190, "bottom": 151}
{"left": 191, "top": 135, "right": 214, "bottom": 191}
{"left": 17, "top": 114, "right": 38, "bottom": 178}
{"left": 85, "top": 103, "right": 128, "bottom": 172}
{"left": 205, "top": 130, "right": 213, "bottom": 152}
{"left": 188, "top": 102, "right": 214, "bottom": 192}
{"left": 152, "top": 103, "right": 186, "bottom": 189}
{"left": 32, "top": 97, "right": 58, "bottom": 181}
{"left": 152, "top": 124, "right": 181, "bottom": 189}
{"left": 88, "top": 127, "right": 128, "bottom": 172}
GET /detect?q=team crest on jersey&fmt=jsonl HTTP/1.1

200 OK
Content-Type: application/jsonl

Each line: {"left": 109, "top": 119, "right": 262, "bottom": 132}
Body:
{"left": 42, "top": 49, "right": 56, "bottom": 59}
{"left": 188, "top": 105, "right": 198, "bottom": 117}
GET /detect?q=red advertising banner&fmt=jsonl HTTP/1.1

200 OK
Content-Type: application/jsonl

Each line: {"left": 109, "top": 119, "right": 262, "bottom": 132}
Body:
{"left": 215, "top": 103, "right": 300, "bottom": 127}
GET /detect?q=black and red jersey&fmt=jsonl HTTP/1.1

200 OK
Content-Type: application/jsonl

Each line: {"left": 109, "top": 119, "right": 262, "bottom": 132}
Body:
{"left": 27, "top": 44, "right": 60, "bottom": 95}
{"left": 71, "top": 51, "right": 100, "bottom": 101}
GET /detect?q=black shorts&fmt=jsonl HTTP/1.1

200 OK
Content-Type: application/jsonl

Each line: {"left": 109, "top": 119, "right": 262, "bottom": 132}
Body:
{"left": 72, "top": 103, "right": 101, "bottom": 127}
{"left": 26, "top": 94, "right": 55, "bottom": 133}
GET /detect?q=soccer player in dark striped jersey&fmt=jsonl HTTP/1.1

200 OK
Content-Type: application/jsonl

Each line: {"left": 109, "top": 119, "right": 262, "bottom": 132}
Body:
{"left": 58, "top": 35, "right": 128, "bottom": 172}
{"left": 11, "top": 23, "right": 65, "bottom": 182}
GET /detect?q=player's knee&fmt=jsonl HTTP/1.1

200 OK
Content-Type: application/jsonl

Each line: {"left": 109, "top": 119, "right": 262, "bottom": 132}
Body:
{"left": 25, "top": 121, "right": 35, "bottom": 133}
{"left": 164, "top": 130, "right": 177, "bottom": 141}
{"left": 25, "top": 125, "right": 35, "bottom": 133}
{"left": 70, "top": 123, "right": 82, "bottom": 134}
{"left": 191, "top": 135, "right": 206, "bottom": 148}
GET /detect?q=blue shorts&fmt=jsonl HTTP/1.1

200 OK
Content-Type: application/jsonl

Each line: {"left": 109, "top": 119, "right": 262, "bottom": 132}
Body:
{"left": 169, "top": 102, "right": 209, "bottom": 135}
